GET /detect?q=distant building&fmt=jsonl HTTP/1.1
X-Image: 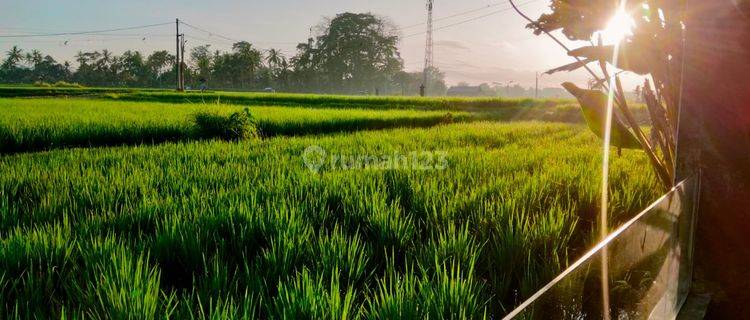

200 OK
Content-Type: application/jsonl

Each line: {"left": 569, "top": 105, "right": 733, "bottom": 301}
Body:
{"left": 446, "top": 85, "right": 486, "bottom": 97}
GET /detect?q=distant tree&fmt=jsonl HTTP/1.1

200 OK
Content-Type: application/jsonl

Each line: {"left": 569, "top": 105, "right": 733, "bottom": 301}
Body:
{"left": 231, "top": 41, "right": 263, "bottom": 88}
{"left": 3, "top": 46, "right": 24, "bottom": 69}
{"left": 424, "top": 66, "right": 447, "bottom": 95}
{"left": 189, "top": 45, "right": 212, "bottom": 86}
{"left": 73, "top": 51, "right": 101, "bottom": 84}
{"left": 120, "top": 50, "right": 146, "bottom": 86}
{"left": 390, "top": 67, "right": 447, "bottom": 96}
{"left": 266, "top": 48, "right": 284, "bottom": 71}
{"left": 25, "top": 49, "right": 43, "bottom": 67}
{"left": 1, "top": 46, "right": 28, "bottom": 83}
{"left": 296, "top": 12, "right": 403, "bottom": 93}
{"left": 289, "top": 40, "right": 320, "bottom": 91}
{"left": 392, "top": 71, "right": 414, "bottom": 95}
{"left": 146, "top": 50, "right": 175, "bottom": 87}
{"left": 33, "top": 55, "right": 70, "bottom": 82}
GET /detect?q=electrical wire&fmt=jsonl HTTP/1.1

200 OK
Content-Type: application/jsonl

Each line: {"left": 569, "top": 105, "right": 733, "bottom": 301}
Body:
{"left": 397, "top": 1, "right": 507, "bottom": 30}
{"left": 0, "top": 37, "right": 166, "bottom": 44}
{"left": 181, "top": 21, "right": 298, "bottom": 45}
{"left": 180, "top": 21, "right": 240, "bottom": 42}
{"left": 0, "top": 22, "right": 173, "bottom": 38}
{"left": 402, "top": 0, "right": 540, "bottom": 38}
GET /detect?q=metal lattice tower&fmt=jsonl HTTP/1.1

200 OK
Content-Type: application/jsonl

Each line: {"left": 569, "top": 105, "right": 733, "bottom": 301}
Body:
{"left": 422, "top": 0, "right": 434, "bottom": 90}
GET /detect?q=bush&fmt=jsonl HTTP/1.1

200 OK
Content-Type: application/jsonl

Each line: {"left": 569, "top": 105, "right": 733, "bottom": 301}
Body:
{"left": 193, "top": 108, "right": 258, "bottom": 140}
{"left": 32, "top": 81, "right": 52, "bottom": 88}
{"left": 32, "top": 81, "right": 84, "bottom": 88}
{"left": 52, "top": 81, "right": 84, "bottom": 88}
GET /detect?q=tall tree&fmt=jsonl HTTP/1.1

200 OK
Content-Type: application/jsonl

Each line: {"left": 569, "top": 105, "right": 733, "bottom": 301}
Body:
{"left": 146, "top": 50, "right": 175, "bottom": 87}
{"left": 2, "top": 46, "right": 24, "bottom": 70}
{"left": 189, "top": 45, "right": 212, "bottom": 81}
{"left": 290, "top": 40, "right": 320, "bottom": 91}
{"left": 231, "top": 41, "right": 262, "bottom": 88}
{"left": 309, "top": 12, "right": 403, "bottom": 93}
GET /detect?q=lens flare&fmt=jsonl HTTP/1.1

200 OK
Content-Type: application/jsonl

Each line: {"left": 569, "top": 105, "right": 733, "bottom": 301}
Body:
{"left": 602, "top": 9, "right": 635, "bottom": 43}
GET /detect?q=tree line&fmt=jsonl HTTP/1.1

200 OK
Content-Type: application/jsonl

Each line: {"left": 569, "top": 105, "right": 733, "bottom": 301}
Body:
{"left": 0, "top": 12, "right": 448, "bottom": 95}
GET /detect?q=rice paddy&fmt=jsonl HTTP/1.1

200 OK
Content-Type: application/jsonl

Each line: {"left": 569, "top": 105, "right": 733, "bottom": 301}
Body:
{"left": 0, "top": 86, "right": 573, "bottom": 111}
{"left": 0, "top": 94, "right": 660, "bottom": 318}
{"left": 0, "top": 98, "right": 467, "bottom": 153}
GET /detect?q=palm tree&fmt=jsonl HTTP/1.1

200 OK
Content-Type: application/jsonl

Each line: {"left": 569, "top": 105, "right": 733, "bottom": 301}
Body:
{"left": 266, "top": 48, "right": 285, "bottom": 70}
{"left": 266, "top": 48, "right": 287, "bottom": 87}
{"left": 25, "top": 49, "right": 43, "bottom": 66}
{"left": 2, "top": 46, "right": 23, "bottom": 69}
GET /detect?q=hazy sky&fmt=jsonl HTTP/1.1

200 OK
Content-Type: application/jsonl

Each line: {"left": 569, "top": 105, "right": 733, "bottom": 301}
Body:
{"left": 0, "top": 0, "right": 642, "bottom": 89}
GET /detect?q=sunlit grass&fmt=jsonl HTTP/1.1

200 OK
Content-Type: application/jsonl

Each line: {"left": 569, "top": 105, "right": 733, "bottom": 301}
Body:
{"left": 0, "top": 85, "right": 573, "bottom": 111}
{"left": 0, "top": 121, "right": 659, "bottom": 318}
{"left": 0, "top": 98, "right": 466, "bottom": 153}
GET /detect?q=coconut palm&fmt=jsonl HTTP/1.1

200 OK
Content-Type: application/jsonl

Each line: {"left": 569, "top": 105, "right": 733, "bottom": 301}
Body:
{"left": 2, "top": 46, "right": 24, "bottom": 69}
{"left": 25, "top": 49, "right": 43, "bottom": 66}
{"left": 266, "top": 48, "right": 285, "bottom": 70}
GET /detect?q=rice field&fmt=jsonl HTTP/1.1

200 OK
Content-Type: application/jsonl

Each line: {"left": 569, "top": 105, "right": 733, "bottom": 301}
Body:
{"left": 0, "top": 98, "right": 466, "bottom": 153}
{"left": 0, "top": 94, "right": 660, "bottom": 318}
{"left": 0, "top": 85, "right": 573, "bottom": 111}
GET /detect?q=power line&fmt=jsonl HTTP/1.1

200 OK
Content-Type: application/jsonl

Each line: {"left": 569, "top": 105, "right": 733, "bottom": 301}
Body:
{"left": 0, "top": 37, "right": 169, "bottom": 44}
{"left": 0, "top": 22, "right": 173, "bottom": 38}
{"left": 180, "top": 21, "right": 241, "bottom": 43}
{"left": 398, "top": 1, "right": 506, "bottom": 31}
{"left": 184, "top": 34, "right": 234, "bottom": 45}
{"left": 403, "top": 0, "right": 539, "bottom": 39}
{"left": 181, "top": 21, "right": 298, "bottom": 46}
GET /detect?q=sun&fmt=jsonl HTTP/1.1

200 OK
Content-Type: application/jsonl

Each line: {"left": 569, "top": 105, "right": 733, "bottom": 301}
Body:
{"left": 600, "top": 9, "right": 635, "bottom": 44}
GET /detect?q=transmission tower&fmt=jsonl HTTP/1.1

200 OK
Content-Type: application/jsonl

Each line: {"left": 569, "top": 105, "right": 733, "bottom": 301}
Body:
{"left": 422, "top": 0, "right": 434, "bottom": 96}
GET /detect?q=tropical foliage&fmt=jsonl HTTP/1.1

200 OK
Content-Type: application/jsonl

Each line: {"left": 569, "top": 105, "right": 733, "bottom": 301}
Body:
{"left": 0, "top": 12, "right": 448, "bottom": 95}
{"left": 516, "top": 0, "right": 685, "bottom": 189}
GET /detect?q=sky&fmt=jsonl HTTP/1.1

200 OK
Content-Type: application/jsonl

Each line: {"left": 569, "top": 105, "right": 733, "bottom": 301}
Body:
{"left": 0, "top": 0, "right": 643, "bottom": 89}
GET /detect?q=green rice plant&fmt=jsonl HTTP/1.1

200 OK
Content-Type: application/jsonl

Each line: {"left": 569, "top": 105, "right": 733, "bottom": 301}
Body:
{"left": 193, "top": 108, "right": 258, "bottom": 140}
{"left": 365, "top": 258, "right": 420, "bottom": 320}
{"left": 418, "top": 224, "right": 480, "bottom": 278}
{"left": 0, "top": 224, "right": 76, "bottom": 317}
{"left": 256, "top": 205, "right": 315, "bottom": 289}
{"left": 418, "top": 259, "right": 486, "bottom": 320}
{"left": 0, "top": 121, "right": 660, "bottom": 318}
{"left": 176, "top": 289, "right": 260, "bottom": 320}
{"left": 0, "top": 98, "right": 471, "bottom": 153}
{"left": 316, "top": 228, "right": 372, "bottom": 287}
{"left": 85, "top": 249, "right": 169, "bottom": 319}
{"left": 366, "top": 200, "right": 416, "bottom": 256}
{"left": 0, "top": 86, "right": 573, "bottom": 111}
{"left": 270, "top": 269, "right": 359, "bottom": 319}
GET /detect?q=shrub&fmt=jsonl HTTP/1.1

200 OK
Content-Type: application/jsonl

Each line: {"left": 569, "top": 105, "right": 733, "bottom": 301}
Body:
{"left": 52, "top": 81, "right": 84, "bottom": 88}
{"left": 33, "top": 81, "right": 52, "bottom": 87}
{"left": 193, "top": 108, "right": 258, "bottom": 140}
{"left": 32, "top": 81, "right": 84, "bottom": 88}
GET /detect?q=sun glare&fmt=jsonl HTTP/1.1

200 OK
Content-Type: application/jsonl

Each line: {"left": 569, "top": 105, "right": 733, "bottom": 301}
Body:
{"left": 601, "top": 9, "right": 635, "bottom": 43}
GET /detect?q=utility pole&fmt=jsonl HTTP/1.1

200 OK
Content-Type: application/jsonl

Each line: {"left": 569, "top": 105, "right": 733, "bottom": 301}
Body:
{"left": 175, "top": 18, "right": 182, "bottom": 91}
{"left": 535, "top": 72, "right": 539, "bottom": 99}
{"left": 421, "top": 0, "right": 434, "bottom": 97}
{"left": 180, "top": 34, "right": 186, "bottom": 90}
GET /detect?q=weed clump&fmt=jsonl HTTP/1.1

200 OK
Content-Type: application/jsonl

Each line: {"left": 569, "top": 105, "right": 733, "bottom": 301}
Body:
{"left": 33, "top": 80, "right": 84, "bottom": 88}
{"left": 193, "top": 108, "right": 258, "bottom": 140}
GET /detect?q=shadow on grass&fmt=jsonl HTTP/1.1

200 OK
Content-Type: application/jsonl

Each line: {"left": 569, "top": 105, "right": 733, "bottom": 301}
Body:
{"left": 0, "top": 103, "right": 647, "bottom": 155}
{"left": 0, "top": 115, "right": 462, "bottom": 155}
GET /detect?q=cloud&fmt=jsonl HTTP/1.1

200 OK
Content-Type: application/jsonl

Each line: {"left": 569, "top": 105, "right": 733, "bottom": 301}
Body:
{"left": 434, "top": 40, "right": 470, "bottom": 51}
{"left": 493, "top": 41, "right": 519, "bottom": 51}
